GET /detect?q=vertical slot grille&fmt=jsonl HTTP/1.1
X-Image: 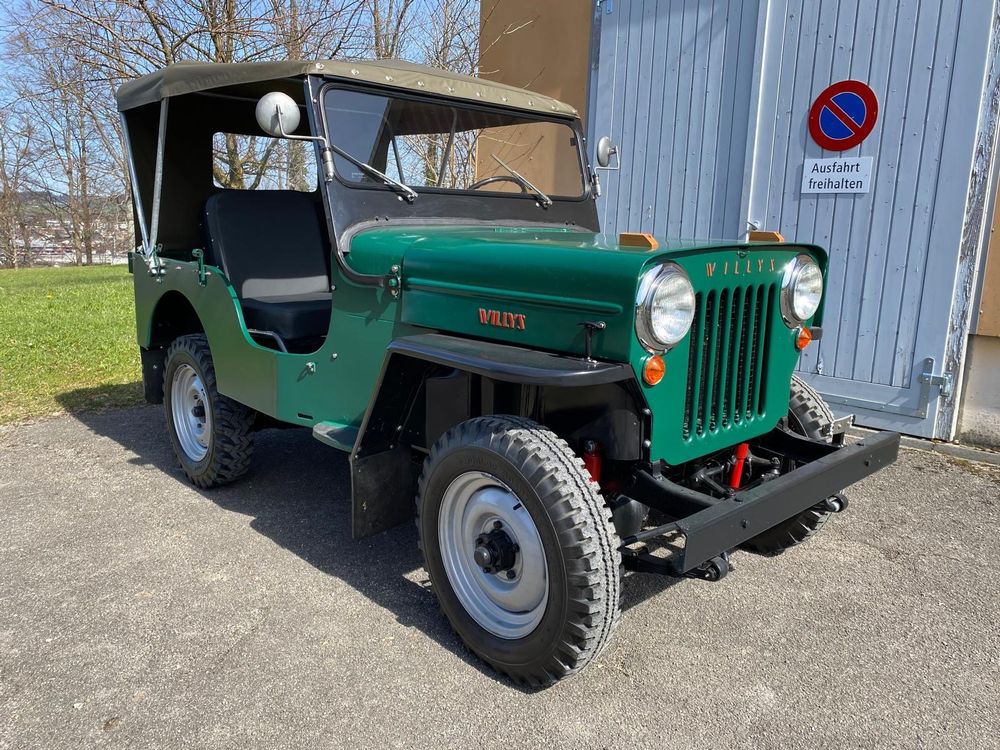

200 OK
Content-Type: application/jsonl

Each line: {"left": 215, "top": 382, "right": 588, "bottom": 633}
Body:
{"left": 683, "top": 282, "right": 775, "bottom": 440}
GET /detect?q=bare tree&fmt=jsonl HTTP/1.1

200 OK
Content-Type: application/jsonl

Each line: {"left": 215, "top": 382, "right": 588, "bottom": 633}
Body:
{"left": 0, "top": 0, "right": 498, "bottom": 265}
{"left": 367, "top": 0, "right": 415, "bottom": 59}
{"left": 2, "top": 31, "right": 124, "bottom": 265}
{"left": 409, "top": 0, "right": 481, "bottom": 187}
{"left": 8, "top": 0, "right": 368, "bottom": 196}
{"left": 0, "top": 110, "right": 37, "bottom": 268}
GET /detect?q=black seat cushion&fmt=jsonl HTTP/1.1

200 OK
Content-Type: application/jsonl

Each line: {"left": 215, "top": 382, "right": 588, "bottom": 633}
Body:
{"left": 240, "top": 293, "right": 332, "bottom": 342}
{"left": 202, "top": 190, "right": 332, "bottom": 342}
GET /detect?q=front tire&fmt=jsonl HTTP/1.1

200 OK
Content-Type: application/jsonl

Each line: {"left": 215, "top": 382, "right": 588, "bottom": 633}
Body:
{"left": 417, "top": 416, "right": 621, "bottom": 687}
{"left": 163, "top": 334, "right": 255, "bottom": 488}
{"left": 740, "top": 375, "right": 834, "bottom": 556}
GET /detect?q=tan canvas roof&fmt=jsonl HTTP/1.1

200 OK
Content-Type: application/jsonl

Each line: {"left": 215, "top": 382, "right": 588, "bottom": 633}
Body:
{"left": 115, "top": 59, "right": 579, "bottom": 117}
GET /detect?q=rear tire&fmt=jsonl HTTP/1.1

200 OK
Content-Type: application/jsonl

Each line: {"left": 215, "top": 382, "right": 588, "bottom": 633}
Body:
{"left": 740, "top": 375, "right": 834, "bottom": 556}
{"left": 163, "top": 334, "right": 255, "bottom": 488}
{"left": 416, "top": 416, "right": 621, "bottom": 687}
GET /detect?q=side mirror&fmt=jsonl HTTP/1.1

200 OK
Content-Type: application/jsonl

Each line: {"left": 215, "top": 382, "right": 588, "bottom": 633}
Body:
{"left": 596, "top": 136, "right": 618, "bottom": 168}
{"left": 254, "top": 91, "right": 337, "bottom": 183}
{"left": 255, "top": 91, "right": 300, "bottom": 137}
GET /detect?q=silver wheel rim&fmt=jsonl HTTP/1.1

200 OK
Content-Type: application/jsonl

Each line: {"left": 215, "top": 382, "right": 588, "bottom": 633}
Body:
{"left": 438, "top": 471, "right": 548, "bottom": 640}
{"left": 170, "top": 363, "right": 212, "bottom": 462}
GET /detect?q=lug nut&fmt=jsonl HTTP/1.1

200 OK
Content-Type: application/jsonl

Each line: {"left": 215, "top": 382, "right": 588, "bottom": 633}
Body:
{"left": 506, "top": 570, "right": 516, "bottom": 580}
{"left": 493, "top": 520, "right": 502, "bottom": 530}
{"left": 512, "top": 543, "right": 520, "bottom": 553}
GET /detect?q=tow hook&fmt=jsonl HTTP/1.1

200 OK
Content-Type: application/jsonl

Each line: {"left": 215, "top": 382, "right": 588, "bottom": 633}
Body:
{"left": 821, "top": 493, "right": 849, "bottom": 513}
{"left": 685, "top": 553, "right": 730, "bottom": 582}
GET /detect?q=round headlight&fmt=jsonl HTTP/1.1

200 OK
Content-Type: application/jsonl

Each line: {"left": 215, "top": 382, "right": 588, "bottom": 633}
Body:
{"left": 781, "top": 254, "right": 823, "bottom": 325}
{"left": 636, "top": 263, "right": 696, "bottom": 351}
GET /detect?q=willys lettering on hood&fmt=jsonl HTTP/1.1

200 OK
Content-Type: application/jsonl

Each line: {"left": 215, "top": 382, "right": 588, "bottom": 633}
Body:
{"left": 706, "top": 257, "right": 779, "bottom": 277}
{"left": 479, "top": 309, "right": 526, "bottom": 330}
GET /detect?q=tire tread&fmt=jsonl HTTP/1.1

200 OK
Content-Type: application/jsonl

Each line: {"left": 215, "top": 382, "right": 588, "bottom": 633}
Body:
{"left": 164, "top": 334, "right": 255, "bottom": 488}
{"left": 416, "top": 415, "right": 621, "bottom": 687}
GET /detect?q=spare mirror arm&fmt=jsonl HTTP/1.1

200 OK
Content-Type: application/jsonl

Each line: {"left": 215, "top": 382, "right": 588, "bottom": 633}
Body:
{"left": 273, "top": 113, "right": 336, "bottom": 183}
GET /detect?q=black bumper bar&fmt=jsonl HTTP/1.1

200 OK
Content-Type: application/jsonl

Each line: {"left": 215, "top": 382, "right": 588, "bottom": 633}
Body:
{"left": 621, "top": 430, "right": 900, "bottom": 576}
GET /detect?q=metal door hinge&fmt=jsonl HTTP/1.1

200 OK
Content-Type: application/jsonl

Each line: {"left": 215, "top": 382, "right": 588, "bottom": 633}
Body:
{"left": 918, "top": 357, "right": 954, "bottom": 400}
{"left": 919, "top": 357, "right": 955, "bottom": 398}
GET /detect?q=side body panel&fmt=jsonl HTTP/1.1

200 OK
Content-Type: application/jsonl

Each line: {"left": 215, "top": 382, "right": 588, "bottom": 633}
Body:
{"left": 132, "top": 249, "right": 415, "bottom": 430}
{"left": 133, "top": 259, "right": 280, "bottom": 414}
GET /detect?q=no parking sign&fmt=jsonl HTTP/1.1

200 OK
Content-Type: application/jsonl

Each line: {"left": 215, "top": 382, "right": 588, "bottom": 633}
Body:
{"left": 808, "top": 80, "right": 879, "bottom": 151}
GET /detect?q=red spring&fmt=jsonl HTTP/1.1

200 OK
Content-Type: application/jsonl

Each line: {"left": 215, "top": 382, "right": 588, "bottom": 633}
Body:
{"left": 583, "top": 441, "right": 602, "bottom": 484}
{"left": 728, "top": 442, "right": 750, "bottom": 489}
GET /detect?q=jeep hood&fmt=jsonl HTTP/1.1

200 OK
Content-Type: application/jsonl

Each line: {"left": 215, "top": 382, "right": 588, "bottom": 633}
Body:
{"left": 348, "top": 224, "right": 819, "bottom": 361}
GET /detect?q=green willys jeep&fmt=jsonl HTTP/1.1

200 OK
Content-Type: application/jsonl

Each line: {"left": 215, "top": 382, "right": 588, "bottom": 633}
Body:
{"left": 117, "top": 60, "right": 899, "bottom": 686}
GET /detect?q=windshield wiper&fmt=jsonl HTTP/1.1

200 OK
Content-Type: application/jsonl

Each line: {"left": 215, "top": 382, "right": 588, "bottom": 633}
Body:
{"left": 491, "top": 154, "right": 553, "bottom": 208}
{"left": 326, "top": 141, "right": 418, "bottom": 202}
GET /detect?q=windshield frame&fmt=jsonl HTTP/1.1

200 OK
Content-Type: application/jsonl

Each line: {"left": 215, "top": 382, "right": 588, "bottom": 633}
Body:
{"left": 318, "top": 81, "right": 593, "bottom": 203}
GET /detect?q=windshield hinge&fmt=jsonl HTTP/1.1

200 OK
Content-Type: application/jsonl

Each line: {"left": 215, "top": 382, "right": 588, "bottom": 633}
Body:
{"left": 387, "top": 264, "right": 401, "bottom": 298}
{"left": 192, "top": 248, "right": 207, "bottom": 286}
{"left": 144, "top": 243, "right": 166, "bottom": 282}
{"left": 321, "top": 147, "right": 336, "bottom": 183}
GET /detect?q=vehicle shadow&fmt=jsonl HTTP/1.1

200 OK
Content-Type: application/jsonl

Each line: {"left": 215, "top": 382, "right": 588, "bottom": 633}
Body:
{"left": 51, "top": 381, "right": 146, "bottom": 414}
{"left": 58, "top": 394, "right": 686, "bottom": 688}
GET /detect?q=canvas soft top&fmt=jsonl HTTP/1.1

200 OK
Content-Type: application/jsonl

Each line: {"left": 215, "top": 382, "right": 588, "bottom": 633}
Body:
{"left": 115, "top": 58, "right": 579, "bottom": 117}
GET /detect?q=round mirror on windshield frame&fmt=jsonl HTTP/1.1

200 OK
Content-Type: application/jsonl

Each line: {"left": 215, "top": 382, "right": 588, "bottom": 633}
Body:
{"left": 596, "top": 136, "right": 618, "bottom": 168}
{"left": 255, "top": 91, "right": 300, "bottom": 137}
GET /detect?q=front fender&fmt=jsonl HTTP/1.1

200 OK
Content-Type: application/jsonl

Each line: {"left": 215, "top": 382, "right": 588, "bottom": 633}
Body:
{"left": 348, "top": 333, "right": 643, "bottom": 540}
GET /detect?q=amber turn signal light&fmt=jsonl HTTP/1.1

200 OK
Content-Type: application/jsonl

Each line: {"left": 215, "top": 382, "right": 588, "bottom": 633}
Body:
{"left": 642, "top": 355, "right": 666, "bottom": 385}
{"left": 796, "top": 326, "right": 813, "bottom": 350}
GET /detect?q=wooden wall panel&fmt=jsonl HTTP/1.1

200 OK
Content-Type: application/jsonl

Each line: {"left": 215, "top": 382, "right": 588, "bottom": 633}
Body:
{"left": 978, "top": 184, "right": 1000, "bottom": 336}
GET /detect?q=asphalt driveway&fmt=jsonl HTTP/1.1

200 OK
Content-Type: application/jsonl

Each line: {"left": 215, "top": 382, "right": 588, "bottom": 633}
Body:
{"left": 1, "top": 407, "right": 998, "bottom": 749}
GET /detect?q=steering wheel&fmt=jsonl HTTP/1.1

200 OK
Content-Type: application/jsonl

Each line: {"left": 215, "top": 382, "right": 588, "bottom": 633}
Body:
{"left": 467, "top": 175, "right": 527, "bottom": 193}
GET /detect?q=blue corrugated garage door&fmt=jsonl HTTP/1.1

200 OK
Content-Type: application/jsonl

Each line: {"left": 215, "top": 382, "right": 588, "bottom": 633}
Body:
{"left": 588, "top": 0, "right": 1000, "bottom": 439}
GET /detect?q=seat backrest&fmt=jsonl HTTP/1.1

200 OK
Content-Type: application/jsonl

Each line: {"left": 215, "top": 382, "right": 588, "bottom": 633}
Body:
{"left": 202, "top": 191, "right": 330, "bottom": 299}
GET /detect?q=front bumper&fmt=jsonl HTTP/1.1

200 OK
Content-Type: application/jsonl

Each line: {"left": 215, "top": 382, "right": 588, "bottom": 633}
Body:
{"left": 620, "top": 429, "right": 901, "bottom": 576}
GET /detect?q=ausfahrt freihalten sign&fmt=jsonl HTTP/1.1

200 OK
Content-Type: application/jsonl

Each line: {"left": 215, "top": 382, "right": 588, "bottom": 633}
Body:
{"left": 801, "top": 156, "right": 873, "bottom": 194}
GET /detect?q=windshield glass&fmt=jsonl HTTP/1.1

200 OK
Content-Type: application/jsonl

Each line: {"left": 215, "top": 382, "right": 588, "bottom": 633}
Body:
{"left": 323, "top": 88, "right": 586, "bottom": 199}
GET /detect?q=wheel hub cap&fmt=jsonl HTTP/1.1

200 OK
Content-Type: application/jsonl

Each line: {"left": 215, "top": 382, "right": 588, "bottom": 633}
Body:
{"left": 473, "top": 526, "right": 518, "bottom": 574}
{"left": 170, "top": 363, "right": 212, "bottom": 462}
{"left": 438, "top": 471, "right": 548, "bottom": 640}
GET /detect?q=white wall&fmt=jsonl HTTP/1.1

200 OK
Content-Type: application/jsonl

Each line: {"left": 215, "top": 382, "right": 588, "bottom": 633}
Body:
{"left": 958, "top": 335, "right": 1000, "bottom": 447}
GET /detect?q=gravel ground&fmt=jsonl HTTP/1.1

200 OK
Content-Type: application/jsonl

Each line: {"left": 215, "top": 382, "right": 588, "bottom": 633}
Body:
{"left": 1, "top": 407, "right": 998, "bottom": 750}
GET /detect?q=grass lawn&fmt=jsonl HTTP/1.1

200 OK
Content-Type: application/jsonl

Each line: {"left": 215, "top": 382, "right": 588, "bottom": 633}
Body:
{"left": 0, "top": 265, "right": 143, "bottom": 424}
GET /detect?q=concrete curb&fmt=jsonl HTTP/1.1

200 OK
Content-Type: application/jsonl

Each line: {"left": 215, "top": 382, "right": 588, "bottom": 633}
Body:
{"left": 851, "top": 427, "right": 1000, "bottom": 467}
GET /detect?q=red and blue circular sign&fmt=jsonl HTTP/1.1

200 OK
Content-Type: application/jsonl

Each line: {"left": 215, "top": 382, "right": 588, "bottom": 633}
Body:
{"left": 808, "top": 80, "right": 879, "bottom": 151}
